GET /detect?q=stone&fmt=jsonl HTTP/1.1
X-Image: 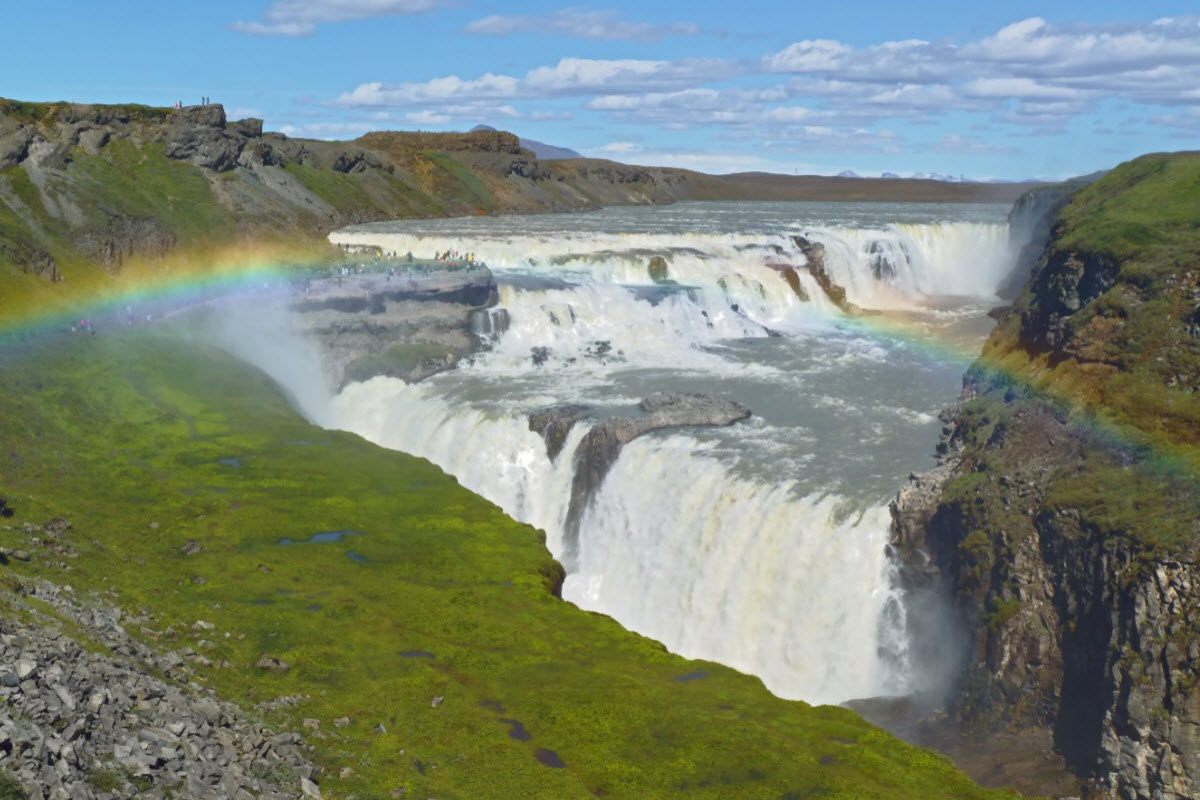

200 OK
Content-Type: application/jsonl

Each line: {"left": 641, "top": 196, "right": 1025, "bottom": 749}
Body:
{"left": 300, "top": 776, "right": 323, "bottom": 798}
{"left": 254, "top": 655, "right": 291, "bottom": 673}
{"left": 181, "top": 540, "right": 204, "bottom": 556}
{"left": 15, "top": 658, "right": 37, "bottom": 680}
{"left": 373, "top": 722, "right": 387, "bottom": 734}
{"left": 430, "top": 696, "right": 444, "bottom": 708}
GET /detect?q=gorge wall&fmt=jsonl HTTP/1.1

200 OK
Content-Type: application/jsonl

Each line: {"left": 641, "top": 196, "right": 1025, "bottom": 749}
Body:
{"left": 892, "top": 153, "right": 1200, "bottom": 799}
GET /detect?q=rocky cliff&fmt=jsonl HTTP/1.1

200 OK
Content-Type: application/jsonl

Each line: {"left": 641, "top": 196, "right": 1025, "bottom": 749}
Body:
{"left": 890, "top": 153, "right": 1200, "bottom": 799}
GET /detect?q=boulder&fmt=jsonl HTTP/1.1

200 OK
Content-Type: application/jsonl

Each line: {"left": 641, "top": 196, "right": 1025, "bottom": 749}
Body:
{"left": 253, "top": 655, "right": 291, "bottom": 673}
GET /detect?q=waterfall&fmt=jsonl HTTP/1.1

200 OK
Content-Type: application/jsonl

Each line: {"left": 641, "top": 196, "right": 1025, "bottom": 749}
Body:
{"left": 331, "top": 379, "right": 904, "bottom": 704}
{"left": 324, "top": 202, "right": 1008, "bottom": 707}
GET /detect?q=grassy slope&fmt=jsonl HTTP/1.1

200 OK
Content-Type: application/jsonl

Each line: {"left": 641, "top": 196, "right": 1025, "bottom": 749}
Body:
{"left": 0, "top": 330, "right": 1017, "bottom": 800}
{"left": 951, "top": 152, "right": 1200, "bottom": 556}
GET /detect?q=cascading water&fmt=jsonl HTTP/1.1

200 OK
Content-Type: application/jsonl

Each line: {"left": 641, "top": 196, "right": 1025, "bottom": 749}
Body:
{"left": 327, "top": 200, "right": 1012, "bottom": 706}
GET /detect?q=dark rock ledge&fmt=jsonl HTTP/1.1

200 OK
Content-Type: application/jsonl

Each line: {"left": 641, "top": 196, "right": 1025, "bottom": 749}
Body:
{"left": 529, "top": 392, "right": 751, "bottom": 567}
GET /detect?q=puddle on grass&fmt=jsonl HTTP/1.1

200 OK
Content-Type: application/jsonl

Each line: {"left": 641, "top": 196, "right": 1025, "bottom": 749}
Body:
{"left": 347, "top": 551, "right": 367, "bottom": 564}
{"left": 535, "top": 748, "right": 565, "bottom": 769}
{"left": 674, "top": 669, "right": 709, "bottom": 683}
{"left": 284, "top": 441, "right": 315, "bottom": 446}
{"left": 277, "top": 530, "right": 363, "bottom": 546}
{"left": 217, "top": 457, "right": 242, "bottom": 468}
{"left": 400, "top": 650, "right": 436, "bottom": 659}
{"left": 499, "top": 719, "right": 532, "bottom": 742}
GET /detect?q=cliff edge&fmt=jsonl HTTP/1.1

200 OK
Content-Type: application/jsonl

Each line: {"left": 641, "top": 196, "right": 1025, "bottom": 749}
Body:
{"left": 891, "top": 152, "right": 1200, "bottom": 799}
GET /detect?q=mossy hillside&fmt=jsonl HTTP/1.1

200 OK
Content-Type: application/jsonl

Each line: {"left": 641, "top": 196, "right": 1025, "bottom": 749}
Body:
{"left": 0, "top": 330, "right": 1018, "bottom": 800}
{"left": 957, "top": 153, "right": 1200, "bottom": 555}
{"left": 980, "top": 153, "right": 1200, "bottom": 447}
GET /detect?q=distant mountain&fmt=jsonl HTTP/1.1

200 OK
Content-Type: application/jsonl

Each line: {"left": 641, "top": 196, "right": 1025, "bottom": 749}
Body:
{"left": 881, "top": 172, "right": 901, "bottom": 179}
{"left": 837, "top": 170, "right": 860, "bottom": 178}
{"left": 471, "top": 124, "right": 582, "bottom": 160}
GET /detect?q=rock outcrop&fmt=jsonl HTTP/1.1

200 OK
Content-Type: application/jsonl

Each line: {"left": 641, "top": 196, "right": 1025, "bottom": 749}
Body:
{"left": 793, "top": 235, "right": 861, "bottom": 313}
{"left": 887, "top": 153, "right": 1200, "bottom": 800}
{"left": 285, "top": 263, "right": 499, "bottom": 387}
{"left": 529, "top": 393, "right": 751, "bottom": 567}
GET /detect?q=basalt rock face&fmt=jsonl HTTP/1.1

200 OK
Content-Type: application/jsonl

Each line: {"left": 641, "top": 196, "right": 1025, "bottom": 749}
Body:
{"left": 286, "top": 265, "right": 499, "bottom": 388}
{"left": 529, "top": 393, "right": 751, "bottom": 568}
{"left": 890, "top": 153, "right": 1200, "bottom": 799}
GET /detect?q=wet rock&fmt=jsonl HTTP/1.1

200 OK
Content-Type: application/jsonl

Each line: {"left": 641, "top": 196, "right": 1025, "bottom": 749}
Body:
{"left": 766, "top": 263, "right": 810, "bottom": 302}
{"left": 531, "top": 393, "right": 751, "bottom": 568}
{"left": 793, "top": 235, "right": 860, "bottom": 314}
{"left": 866, "top": 240, "right": 899, "bottom": 281}
{"left": 648, "top": 255, "right": 670, "bottom": 283}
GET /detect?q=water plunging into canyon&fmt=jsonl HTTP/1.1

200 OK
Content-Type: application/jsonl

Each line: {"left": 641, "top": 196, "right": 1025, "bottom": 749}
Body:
{"left": 326, "top": 201, "right": 1012, "bottom": 705}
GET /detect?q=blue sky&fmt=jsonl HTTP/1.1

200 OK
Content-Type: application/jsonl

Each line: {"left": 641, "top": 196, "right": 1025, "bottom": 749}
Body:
{"left": 3, "top": 1, "right": 1199, "bottom": 179}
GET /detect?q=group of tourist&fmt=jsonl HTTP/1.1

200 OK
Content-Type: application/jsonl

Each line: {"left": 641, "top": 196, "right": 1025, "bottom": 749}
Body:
{"left": 435, "top": 250, "right": 476, "bottom": 263}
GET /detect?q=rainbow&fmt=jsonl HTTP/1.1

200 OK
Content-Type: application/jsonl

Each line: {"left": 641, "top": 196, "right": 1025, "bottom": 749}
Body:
{"left": 3, "top": 244, "right": 1194, "bottom": 480}
{"left": 0, "top": 242, "right": 328, "bottom": 341}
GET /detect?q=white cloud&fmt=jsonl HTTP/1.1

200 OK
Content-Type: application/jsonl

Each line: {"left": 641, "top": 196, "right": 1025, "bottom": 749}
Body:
{"left": 335, "top": 57, "right": 734, "bottom": 109}
{"left": 466, "top": 8, "right": 699, "bottom": 42}
{"left": 764, "top": 15, "right": 1200, "bottom": 124}
{"left": 582, "top": 144, "right": 777, "bottom": 174}
{"left": 934, "top": 134, "right": 1016, "bottom": 155}
{"left": 337, "top": 74, "right": 521, "bottom": 106}
{"left": 232, "top": 0, "right": 439, "bottom": 36}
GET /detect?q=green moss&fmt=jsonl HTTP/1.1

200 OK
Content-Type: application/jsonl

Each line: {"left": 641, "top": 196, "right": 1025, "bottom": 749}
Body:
{"left": 84, "top": 767, "right": 124, "bottom": 794}
{"left": 0, "top": 330, "right": 1014, "bottom": 800}
{"left": 986, "top": 598, "right": 1022, "bottom": 633}
{"left": 958, "top": 530, "right": 996, "bottom": 594}
{"left": 0, "top": 773, "right": 27, "bottom": 800}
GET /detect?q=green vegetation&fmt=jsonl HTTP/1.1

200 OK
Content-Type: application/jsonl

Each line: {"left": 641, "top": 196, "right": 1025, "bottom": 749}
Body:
{"left": 0, "top": 329, "right": 1015, "bottom": 800}
{"left": 84, "top": 767, "right": 125, "bottom": 794}
{"left": 0, "top": 97, "right": 170, "bottom": 124}
{"left": 0, "top": 771, "right": 28, "bottom": 800}
{"left": 966, "top": 152, "right": 1200, "bottom": 556}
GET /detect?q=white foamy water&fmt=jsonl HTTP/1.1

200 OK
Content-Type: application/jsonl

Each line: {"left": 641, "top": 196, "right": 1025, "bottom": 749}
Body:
{"left": 326, "top": 201, "right": 1010, "bottom": 705}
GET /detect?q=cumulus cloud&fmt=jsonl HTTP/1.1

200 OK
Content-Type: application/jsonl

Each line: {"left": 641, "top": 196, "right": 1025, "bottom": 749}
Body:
{"left": 763, "top": 15, "right": 1200, "bottom": 123}
{"left": 466, "top": 8, "right": 699, "bottom": 42}
{"left": 231, "top": 0, "right": 440, "bottom": 36}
